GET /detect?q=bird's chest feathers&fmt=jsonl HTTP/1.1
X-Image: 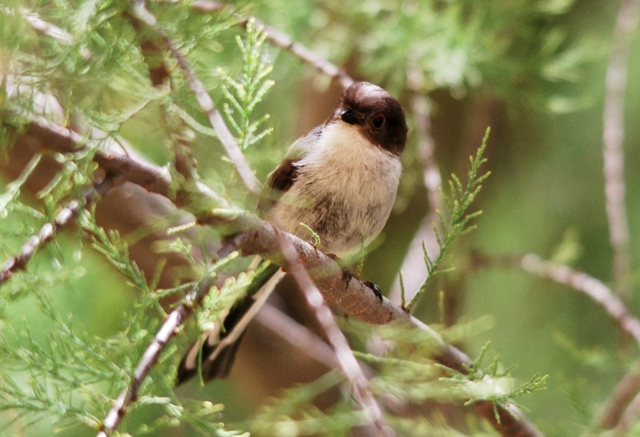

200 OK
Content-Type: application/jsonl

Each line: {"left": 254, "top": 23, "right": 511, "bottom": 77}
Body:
{"left": 281, "top": 123, "right": 401, "bottom": 251}
{"left": 299, "top": 123, "right": 401, "bottom": 204}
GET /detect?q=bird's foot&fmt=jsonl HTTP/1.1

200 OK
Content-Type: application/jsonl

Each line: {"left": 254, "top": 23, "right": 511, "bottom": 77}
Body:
{"left": 341, "top": 269, "right": 383, "bottom": 303}
{"left": 364, "top": 281, "right": 383, "bottom": 303}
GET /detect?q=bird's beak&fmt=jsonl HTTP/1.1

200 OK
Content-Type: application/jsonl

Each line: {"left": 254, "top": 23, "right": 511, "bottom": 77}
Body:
{"left": 340, "top": 109, "right": 360, "bottom": 125}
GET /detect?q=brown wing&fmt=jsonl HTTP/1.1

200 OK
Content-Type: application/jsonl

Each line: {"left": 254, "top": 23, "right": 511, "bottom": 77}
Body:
{"left": 259, "top": 125, "right": 321, "bottom": 212}
{"left": 267, "top": 158, "right": 299, "bottom": 192}
{"left": 258, "top": 158, "right": 300, "bottom": 213}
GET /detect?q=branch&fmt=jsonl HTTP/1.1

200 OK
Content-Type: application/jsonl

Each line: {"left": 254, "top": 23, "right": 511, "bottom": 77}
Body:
{"left": 602, "top": 0, "right": 639, "bottom": 300}
{"left": 23, "top": 120, "right": 176, "bottom": 199}
{"left": 97, "top": 277, "right": 212, "bottom": 437}
{"left": 13, "top": 117, "right": 543, "bottom": 437}
{"left": 256, "top": 303, "right": 415, "bottom": 416}
{"left": 192, "top": 0, "right": 354, "bottom": 89}
{"left": 615, "top": 389, "right": 640, "bottom": 435}
{"left": 21, "top": 8, "right": 73, "bottom": 44}
{"left": 517, "top": 253, "right": 640, "bottom": 347}
{"left": 277, "top": 232, "right": 390, "bottom": 436}
{"left": 255, "top": 302, "right": 339, "bottom": 369}
{"left": 0, "top": 178, "right": 111, "bottom": 286}
{"left": 131, "top": 0, "right": 262, "bottom": 196}
{"left": 599, "top": 363, "right": 640, "bottom": 429}
{"left": 476, "top": 250, "right": 640, "bottom": 432}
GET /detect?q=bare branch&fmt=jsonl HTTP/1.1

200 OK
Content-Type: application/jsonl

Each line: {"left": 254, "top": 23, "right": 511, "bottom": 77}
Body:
{"left": 23, "top": 120, "right": 175, "bottom": 199}
{"left": 192, "top": 0, "right": 354, "bottom": 89}
{"left": 256, "top": 302, "right": 339, "bottom": 369}
{"left": 518, "top": 253, "right": 640, "bottom": 347}
{"left": 97, "top": 277, "right": 212, "bottom": 437}
{"left": 0, "top": 179, "right": 111, "bottom": 286}
{"left": 277, "top": 231, "right": 390, "bottom": 436}
{"left": 615, "top": 388, "right": 640, "bottom": 435}
{"left": 131, "top": 0, "right": 261, "bottom": 196}
{"left": 602, "top": 0, "right": 639, "bottom": 300}
{"left": 21, "top": 8, "right": 73, "bottom": 44}
{"left": 599, "top": 363, "right": 640, "bottom": 429}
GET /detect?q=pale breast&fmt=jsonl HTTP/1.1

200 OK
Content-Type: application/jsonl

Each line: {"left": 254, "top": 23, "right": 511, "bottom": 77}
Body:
{"left": 267, "top": 122, "right": 402, "bottom": 255}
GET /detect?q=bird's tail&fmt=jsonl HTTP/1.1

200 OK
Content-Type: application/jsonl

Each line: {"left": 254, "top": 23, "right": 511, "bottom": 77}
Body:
{"left": 176, "top": 260, "right": 284, "bottom": 384}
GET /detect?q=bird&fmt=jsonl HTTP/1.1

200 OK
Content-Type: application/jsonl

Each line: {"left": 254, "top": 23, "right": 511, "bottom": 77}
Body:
{"left": 176, "top": 81, "right": 408, "bottom": 384}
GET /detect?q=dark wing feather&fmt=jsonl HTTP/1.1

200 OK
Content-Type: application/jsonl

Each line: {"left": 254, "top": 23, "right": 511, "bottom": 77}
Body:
{"left": 258, "top": 158, "right": 299, "bottom": 213}
{"left": 259, "top": 125, "right": 322, "bottom": 212}
{"left": 267, "top": 158, "right": 299, "bottom": 192}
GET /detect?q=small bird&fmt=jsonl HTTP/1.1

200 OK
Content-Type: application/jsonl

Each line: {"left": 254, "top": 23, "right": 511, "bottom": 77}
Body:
{"left": 177, "top": 81, "right": 408, "bottom": 383}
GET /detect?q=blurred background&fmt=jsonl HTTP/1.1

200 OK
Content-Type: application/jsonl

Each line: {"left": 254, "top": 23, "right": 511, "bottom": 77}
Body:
{"left": 1, "top": 0, "right": 640, "bottom": 435}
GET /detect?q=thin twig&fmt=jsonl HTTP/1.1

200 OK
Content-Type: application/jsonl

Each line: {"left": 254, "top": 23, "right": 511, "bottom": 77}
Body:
{"left": 0, "top": 179, "right": 112, "bottom": 286}
{"left": 277, "top": 232, "right": 390, "bottom": 436}
{"left": 97, "top": 277, "right": 212, "bottom": 437}
{"left": 518, "top": 253, "right": 640, "bottom": 347}
{"left": 255, "top": 302, "right": 339, "bottom": 369}
{"left": 20, "top": 8, "right": 73, "bottom": 44}
{"left": 0, "top": 200, "right": 79, "bottom": 285}
{"left": 602, "top": 0, "right": 639, "bottom": 300}
{"left": 246, "top": 18, "right": 354, "bottom": 89}
{"left": 191, "top": 0, "right": 354, "bottom": 89}
{"left": 615, "top": 388, "right": 640, "bottom": 435}
{"left": 131, "top": 0, "right": 261, "bottom": 196}
{"left": 599, "top": 363, "right": 640, "bottom": 429}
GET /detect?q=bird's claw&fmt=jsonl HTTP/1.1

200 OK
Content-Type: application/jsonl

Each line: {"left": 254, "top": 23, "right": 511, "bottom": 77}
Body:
{"left": 342, "top": 270, "right": 383, "bottom": 303}
{"left": 364, "top": 281, "right": 383, "bottom": 303}
{"left": 342, "top": 269, "right": 353, "bottom": 288}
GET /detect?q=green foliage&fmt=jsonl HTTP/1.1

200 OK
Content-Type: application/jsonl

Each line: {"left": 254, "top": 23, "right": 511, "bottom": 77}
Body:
{"left": 222, "top": 18, "right": 275, "bottom": 151}
{"left": 438, "top": 343, "right": 548, "bottom": 424}
{"left": 407, "top": 128, "right": 490, "bottom": 311}
{"left": 254, "top": 0, "right": 597, "bottom": 109}
{"left": 79, "top": 209, "right": 153, "bottom": 294}
{"left": 0, "top": 153, "right": 41, "bottom": 216}
{"left": 0, "top": 216, "right": 253, "bottom": 434}
{"left": 0, "top": 292, "right": 125, "bottom": 431}
{"left": 246, "top": 371, "right": 369, "bottom": 436}
{"left": 0, "top": 0, "right": 622, "bottom": 435}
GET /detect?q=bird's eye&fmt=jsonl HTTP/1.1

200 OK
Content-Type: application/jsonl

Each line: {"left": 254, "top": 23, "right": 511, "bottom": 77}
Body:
{"left": 370, "top": 113, "right": 385, "bottom": 129}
